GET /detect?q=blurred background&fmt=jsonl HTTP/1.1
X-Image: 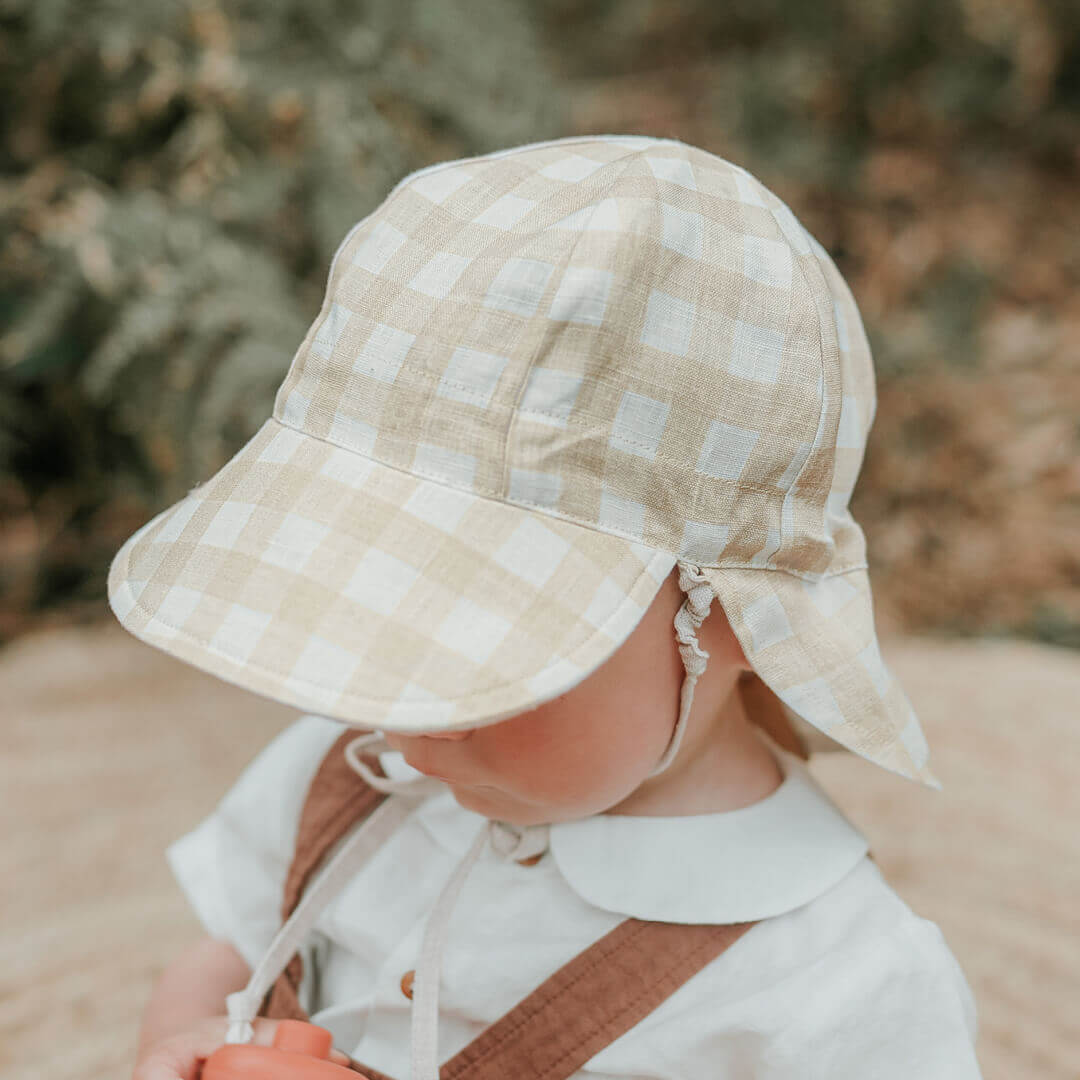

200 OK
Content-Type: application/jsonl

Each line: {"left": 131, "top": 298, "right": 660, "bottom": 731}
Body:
{"left": 3, "top": 1, "right": 1078, "bottom": 1077}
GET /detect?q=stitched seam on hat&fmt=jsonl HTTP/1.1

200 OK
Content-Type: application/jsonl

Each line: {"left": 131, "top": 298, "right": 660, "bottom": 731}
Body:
{"left": 267, "top": 413, "right": 869, "bottom": 577}
{"left": 350, "top": 362, "right": 519, "bottom": 410}
{"left": 498, "top": 150, "right": 640, "bottom": 501}
{"left": 771, "top": 201, "right": 829, "bottom": 556}
{"left": 175, "top": 410, "right": 870, "bottom": 584}
{"left": 269, "top": 413, "right": 668, "bottom": 540}
{"left": 292, "top": 391, "right": 841, "bottom": 509}
{"left": 342, "top": 355, "right": 771, "bottom": 464}
{"left": 695, "top": 164, "right": 830, "bottom": 572}
{"left": 276, "top": 199, "right": 391, "bottom": 420}
{"left": 348, "top": 362, "right": 705, "bottom": 452}
{"left": 792, "top": 228, "right": 846, "bottom": 526}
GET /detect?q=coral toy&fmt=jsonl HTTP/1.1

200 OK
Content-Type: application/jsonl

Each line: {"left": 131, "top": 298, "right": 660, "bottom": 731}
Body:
{"left": 202, "top": 1019, "right": 354, "bottom": 1078}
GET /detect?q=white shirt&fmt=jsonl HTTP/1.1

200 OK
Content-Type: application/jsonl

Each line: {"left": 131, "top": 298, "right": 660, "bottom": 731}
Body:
{"left": 167, "top": 714, "right": 983, "bottom": 1078}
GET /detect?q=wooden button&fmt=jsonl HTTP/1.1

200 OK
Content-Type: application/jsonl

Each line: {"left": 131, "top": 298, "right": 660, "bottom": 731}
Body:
{"left": 400, "top": 969, "right": 415, "bottom": 999}
{"left": 515, "top": 853, "right": 543, "bottom": 866}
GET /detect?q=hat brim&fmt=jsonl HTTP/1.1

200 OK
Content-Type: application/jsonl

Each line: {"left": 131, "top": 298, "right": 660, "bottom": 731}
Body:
{"left": 107, "top": 417, "right": 676, "bottom": 733}
{"left": 702, "top": 564, "right": 942, "bottom": 790}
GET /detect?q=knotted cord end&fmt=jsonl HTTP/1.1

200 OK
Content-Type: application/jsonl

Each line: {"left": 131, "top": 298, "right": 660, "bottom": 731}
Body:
{"left": 224, "top": 990, "right": 256, "bottom": 1045}
{"left": 489, "top": 819, "right": 550, "bottom": 861}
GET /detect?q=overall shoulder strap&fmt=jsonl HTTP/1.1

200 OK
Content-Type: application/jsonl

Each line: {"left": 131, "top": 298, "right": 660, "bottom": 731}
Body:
{"left": 260, "top": 732, "right": 769, "bottom": 1080}
{"left": 260, "top": 728, "right": 390, "bottom": 1026}
{"left": 438, "top": 915, "right": 759, "bottom": 1080}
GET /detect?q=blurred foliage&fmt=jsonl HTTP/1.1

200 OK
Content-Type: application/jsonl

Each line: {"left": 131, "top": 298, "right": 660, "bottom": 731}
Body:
{"left": 542, "top": 0, "right": 1080, "bottom": 168}
{"left": 538, "top": 0, "right": 1080, "bottom": 647}
{"left": 0, "top": 0, "right": 566, "bottom": 639}
{"left": 1, "top": 0, "right": 1078, "bottom": 647}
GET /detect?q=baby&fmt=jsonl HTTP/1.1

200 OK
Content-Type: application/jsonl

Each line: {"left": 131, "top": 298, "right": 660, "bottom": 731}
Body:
{"left": 111, "top": 135, "right": 982, "bottom": 1078}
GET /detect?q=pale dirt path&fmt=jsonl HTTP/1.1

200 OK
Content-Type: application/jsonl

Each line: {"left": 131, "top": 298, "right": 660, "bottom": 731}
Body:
{"left": 3, "top": 621, "right": 1077, "bottom": 1079}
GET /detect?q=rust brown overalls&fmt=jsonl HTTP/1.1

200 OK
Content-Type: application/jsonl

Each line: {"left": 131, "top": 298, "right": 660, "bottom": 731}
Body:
{"left": 257, "top": 687, "right": 862, "bottom": 1080}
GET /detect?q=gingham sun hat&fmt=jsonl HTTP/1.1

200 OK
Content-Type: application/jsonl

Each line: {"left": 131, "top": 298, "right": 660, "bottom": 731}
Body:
{"left": 107, "top": 134, "right": 940, "bottom": 790}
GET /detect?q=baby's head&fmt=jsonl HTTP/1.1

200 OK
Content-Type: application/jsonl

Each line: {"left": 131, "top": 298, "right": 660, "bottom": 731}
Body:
{"left": 107, "top": 135, "right": 942, "bottom": 808}
{"left": 384, "top": 564, "right": 778, "bottom": 826}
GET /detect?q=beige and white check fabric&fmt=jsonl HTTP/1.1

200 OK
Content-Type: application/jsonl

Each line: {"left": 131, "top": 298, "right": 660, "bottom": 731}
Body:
{"left": 108, "top": 134, "right": 939, "bottom": 790}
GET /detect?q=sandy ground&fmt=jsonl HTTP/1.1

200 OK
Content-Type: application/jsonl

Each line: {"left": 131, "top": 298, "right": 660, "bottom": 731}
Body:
{"left": 2, "top": 621, "right": 1077, "bottom": 1079}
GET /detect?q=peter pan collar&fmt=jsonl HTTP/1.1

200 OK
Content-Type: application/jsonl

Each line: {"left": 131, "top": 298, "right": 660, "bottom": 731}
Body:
{"left": 377, "top": 728, "right": 869, "bottom": 925}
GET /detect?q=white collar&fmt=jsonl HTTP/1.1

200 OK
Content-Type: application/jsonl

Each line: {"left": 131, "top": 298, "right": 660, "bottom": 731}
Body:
{"left": 377, "top": 728, "right": 868, "bottom": 925}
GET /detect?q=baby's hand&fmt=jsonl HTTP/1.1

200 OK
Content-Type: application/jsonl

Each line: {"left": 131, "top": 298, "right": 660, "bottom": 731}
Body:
{"left": 132, "top": 1015, "right": 351, "bottom": 1079}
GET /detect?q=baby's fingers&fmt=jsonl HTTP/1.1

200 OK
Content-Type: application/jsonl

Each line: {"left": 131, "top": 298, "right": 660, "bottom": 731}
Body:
{"left": 132, "top": 1016, "right": 231, "bottom": 1080}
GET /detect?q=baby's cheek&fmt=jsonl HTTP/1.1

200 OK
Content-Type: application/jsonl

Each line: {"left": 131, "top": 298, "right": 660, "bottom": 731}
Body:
{"left": 473, "top": 715, "right": 662, "bottom": 817}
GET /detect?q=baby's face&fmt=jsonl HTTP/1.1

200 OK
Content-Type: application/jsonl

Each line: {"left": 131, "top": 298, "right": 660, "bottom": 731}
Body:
{"left": 384, "top": 566, "right": 748, "bottom": 826}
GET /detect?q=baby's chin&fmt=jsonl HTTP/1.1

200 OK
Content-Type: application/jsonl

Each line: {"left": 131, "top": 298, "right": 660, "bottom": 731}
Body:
{"left": 446, "top": 781, "right": 596, "bottom": 827}
{"left": 448, "top": 782, "right": 543, "bottom": 825}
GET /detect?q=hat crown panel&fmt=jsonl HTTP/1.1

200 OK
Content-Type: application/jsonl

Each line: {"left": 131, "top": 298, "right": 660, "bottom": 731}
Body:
{"left": 272, "top": 141, "right": 640, "bottom": 500}
{"left": 273, "top": 136, "right": 875, "bottom": 576}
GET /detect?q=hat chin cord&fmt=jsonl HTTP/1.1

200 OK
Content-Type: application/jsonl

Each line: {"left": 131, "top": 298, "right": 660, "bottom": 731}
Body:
{"left": 648, "top": 561, "right": 714, "bottom": 779}
{"left": 222, "top": 562, "right": 715, "bottom": 1078}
